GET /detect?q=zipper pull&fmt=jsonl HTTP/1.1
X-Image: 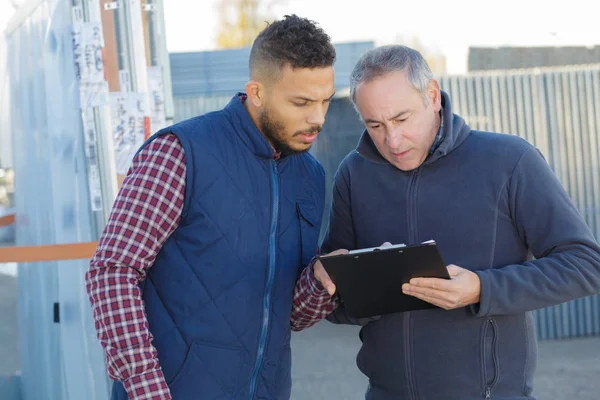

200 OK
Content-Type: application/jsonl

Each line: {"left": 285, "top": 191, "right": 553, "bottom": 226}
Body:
{"left": 485, "top": 387, "right": 491, "bottom": 400}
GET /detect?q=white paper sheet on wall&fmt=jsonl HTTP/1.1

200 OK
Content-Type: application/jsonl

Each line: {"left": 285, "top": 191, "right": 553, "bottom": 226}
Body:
{"left": 72, "top": 19, "right": 109, "bottom": 108}
{"left": 109, "top": 92, "right": 149, "bottom": 175}
{"left": 147, "top": 66, "right": 167, "bottom": 134}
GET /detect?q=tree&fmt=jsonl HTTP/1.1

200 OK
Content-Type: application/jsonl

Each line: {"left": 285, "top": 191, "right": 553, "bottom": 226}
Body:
{"left": 215, "top": 0, "right": 286, "bottom": 49}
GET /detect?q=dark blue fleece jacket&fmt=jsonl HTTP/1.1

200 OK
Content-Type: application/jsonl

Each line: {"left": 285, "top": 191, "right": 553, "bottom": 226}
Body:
{"left": 322, "top": 91, "right": 600, "bottom": 400}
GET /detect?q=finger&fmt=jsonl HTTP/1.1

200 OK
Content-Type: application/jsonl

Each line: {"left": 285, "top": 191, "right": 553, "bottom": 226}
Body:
{"left": 332, "top": 248, "right": 349, "bottom": 255}
{"left": 403, "top": 286, "right": 459, "bottom": 310}
{"left": 323, "top": 280, "right": 337, "bottom": 296}
{"left": 313, "top": 261, "right": 337, "bottom": 296}
{"left": 447, "top": 264, "right": 462, "bottom": 277}
{"left": 408, "top": 277, "right": 455, "bottom": 291}
{"left": 402, "top": 284, "right": 452, "bottom": 303}
{"left": 380, "top": 242, "right": 392, "bottom": 247}
{"left": 324, "top": 282, "right": 337, "bottom": 296}
{"left": 322, "top": 248, "right": 349, "bottom": 257}
{"left": 403, "top": 290, "right": 452, "bottom": 309}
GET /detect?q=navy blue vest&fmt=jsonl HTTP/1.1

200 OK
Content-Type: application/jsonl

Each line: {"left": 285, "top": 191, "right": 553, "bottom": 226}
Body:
{"left": 112, "top": 95, "right": 325, "bottom": 399}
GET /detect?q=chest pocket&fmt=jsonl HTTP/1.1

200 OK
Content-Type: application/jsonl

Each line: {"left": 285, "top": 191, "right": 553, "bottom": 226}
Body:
{"left": 296, "top": 201, "right": 320, "bottom": 267}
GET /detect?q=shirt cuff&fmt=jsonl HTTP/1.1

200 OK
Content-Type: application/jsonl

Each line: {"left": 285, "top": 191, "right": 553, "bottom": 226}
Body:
{"left": 123, "top": 369, "right": 172, "bottom": 400}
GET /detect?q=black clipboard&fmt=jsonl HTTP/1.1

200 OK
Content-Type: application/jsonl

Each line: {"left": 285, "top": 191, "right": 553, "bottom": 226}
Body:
{"left": 318, "top": 242, "right": 450, "bottom": 318}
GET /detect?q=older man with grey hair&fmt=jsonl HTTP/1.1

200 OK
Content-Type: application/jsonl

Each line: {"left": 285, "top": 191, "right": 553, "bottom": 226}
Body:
{"left": 314, "top": 45, "right": 600, "bottom": 399}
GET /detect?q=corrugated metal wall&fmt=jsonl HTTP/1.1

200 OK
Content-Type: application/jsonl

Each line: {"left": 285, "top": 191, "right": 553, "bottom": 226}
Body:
{"left": 173, "top": 95, "right": 232, "bottom": 122}
{"left": 172, "top": 64, "right": 600, "bottom": 340}
{"left": 169, "top": 41, "right": 375, "bottom": 97}
{"left": 467, "top": 46, "right": 600, "bottom": 72}
{"left": 0, "top": 31, "right": 12, "bottom": 169}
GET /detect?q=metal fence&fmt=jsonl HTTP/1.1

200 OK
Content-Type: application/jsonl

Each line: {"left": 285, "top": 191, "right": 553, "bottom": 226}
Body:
{"left": 169, "top": 41, "right": 375, "bottom": 98}
{"left": 172, "top": 64, "right": 600, "bottom": 340}
{"left": 174, "top": 95, "right": 232, "bottom": 123}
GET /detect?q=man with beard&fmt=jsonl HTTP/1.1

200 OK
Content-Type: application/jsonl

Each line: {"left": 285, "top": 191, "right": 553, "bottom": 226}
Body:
{"left": 86, "top": 15, "right": 345, "bottom": 400}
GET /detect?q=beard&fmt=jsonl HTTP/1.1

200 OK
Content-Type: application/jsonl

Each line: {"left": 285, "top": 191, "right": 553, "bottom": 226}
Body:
{"left": 259, "top": 107, "right": 322, "bottom": 157}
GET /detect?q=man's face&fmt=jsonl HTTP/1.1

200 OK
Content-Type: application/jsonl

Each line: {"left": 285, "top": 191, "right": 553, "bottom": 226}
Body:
{"left": 354, "top": 71, "right": 442, "bottom": 171}
{"left": 259, "top": 64, "right": 335, "bottom": 155}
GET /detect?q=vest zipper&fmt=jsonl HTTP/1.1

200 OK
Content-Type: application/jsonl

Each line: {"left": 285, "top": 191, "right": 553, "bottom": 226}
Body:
{"left": 248, "top": 160, "right": 279, "bottom": 399}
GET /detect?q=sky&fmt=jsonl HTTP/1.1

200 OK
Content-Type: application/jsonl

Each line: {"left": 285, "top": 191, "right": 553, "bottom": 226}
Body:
{"left": 162, "top": 0, "right": 600, "bottom": 74}
{"left": 1, "top": 0, "right": 599, "bottom": 74}
{"left": 0, "top": 1, "right": 14, "bottom": 31}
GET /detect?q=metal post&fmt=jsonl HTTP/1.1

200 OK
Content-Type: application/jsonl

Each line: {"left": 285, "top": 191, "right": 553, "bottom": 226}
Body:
{"left": 150, "top": 0, "right": 174, "bottom": 125}
{"left": 74, "top": 0, "right": 119, "bottom": 232}
{"left": 123, "top": 0, "right": 149, "bottom": 96}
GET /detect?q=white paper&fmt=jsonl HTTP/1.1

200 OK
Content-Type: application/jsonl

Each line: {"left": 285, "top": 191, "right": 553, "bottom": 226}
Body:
{"left": 349, "top": 243, "right": 407, "bottom": 255}
{"left": 348, "top": 240, "right": 436, "bottom": 255}
{"left": 71, "top": 5, "right": 84, "bottom": 25}
{"left": 147, "top": 66, "right": 167, "bottom": 133}
{"left": 110, "top": 92, "right": 149, "bottom": 174}
{"left": 81, "top": 110, "right": 103, "bottom": 211}
{"left": 72, "top": 21, "right": 109, "bottom": 108}
{"left": 119, "top": 70, "right": 131, "bottom": 93}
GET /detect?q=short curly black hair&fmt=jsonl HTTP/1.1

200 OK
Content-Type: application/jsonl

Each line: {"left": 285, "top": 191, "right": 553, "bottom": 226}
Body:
{"left": 249, "top": 14, "right": 336, "bottom": 81}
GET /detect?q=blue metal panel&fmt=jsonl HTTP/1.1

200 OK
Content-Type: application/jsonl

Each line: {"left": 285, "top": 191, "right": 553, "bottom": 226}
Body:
{"left": 173, "top": 95, "right": 231, "bottom": 123}
{"left": 0, "top": 31, "right": 12, "bottom": 170}
{"left": 8, "top": 3, "right": 66, "bottom": 398}
{"left": 0, "top": 375, "right": 22, "bottom": 400}
{"left": 169, "top": 41, "right": 375, "bottom": 97}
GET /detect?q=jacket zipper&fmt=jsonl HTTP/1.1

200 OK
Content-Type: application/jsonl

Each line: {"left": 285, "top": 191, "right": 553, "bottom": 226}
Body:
{"left": 481, "top": 318, "right": 499, "bottom": 400}
{"left": 405, "top": 168, "right": 421, "bottom": 400}
{"left": 248, "top": 160, "right": 279, "bottom": 399}
{"left": 403, "top": 312, "right": 416, "bottom": 400}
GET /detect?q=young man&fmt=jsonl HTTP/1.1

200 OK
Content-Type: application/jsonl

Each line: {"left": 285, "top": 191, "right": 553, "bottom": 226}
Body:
{"left": 86, "top": 15, "right": 344, "bottom": 400}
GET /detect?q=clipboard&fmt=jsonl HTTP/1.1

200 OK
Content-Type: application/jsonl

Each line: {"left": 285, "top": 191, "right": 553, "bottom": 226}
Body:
{"left": 318, "top": 241, "right": 450, "bottom": 318}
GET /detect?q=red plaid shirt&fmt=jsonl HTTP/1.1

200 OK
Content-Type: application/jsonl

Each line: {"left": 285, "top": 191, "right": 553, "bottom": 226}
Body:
{"left": 85, "top": 133, "right": 337, "bottom": 400}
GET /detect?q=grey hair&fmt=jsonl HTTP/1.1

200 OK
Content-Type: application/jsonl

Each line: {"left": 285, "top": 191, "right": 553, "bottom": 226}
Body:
{"left": 349, "top": 45, "right": 434, "bottom": 104}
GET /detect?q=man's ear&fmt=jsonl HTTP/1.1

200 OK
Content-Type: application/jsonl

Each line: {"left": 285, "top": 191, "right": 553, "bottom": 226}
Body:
{"left": 245, "top": 80, "right": 265, "bottom": 107}
{"left": 428, "top": 79, "right": 442, "bottom": 112}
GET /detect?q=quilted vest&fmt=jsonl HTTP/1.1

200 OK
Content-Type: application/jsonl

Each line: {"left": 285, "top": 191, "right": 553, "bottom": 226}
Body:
{"left": 111, "top": 94, "right": 325, "bottom": 400}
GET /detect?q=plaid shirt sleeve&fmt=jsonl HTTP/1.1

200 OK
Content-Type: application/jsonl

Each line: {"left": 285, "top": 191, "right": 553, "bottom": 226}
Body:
{"left": 85, "top": 134, "right": 186, "bottom": 400}
{"left": 291, "top": 256, "right": 340, "bottom": 331}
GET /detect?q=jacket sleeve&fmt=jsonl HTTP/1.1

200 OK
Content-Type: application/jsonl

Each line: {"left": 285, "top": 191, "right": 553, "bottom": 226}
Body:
{"left": 473, "top": 147, "right": 600, "bottom": 317}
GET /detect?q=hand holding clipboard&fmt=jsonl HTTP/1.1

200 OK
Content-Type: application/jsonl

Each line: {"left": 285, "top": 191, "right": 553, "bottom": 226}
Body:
{"left": 318, "top": 241, "right": 452, "bottom": 318}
